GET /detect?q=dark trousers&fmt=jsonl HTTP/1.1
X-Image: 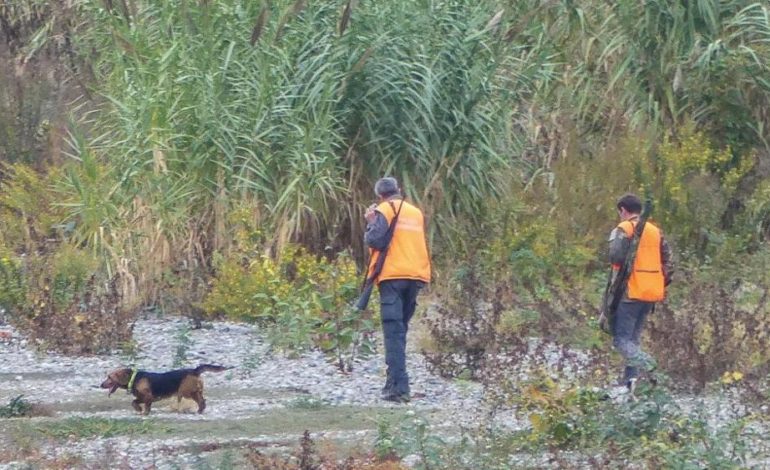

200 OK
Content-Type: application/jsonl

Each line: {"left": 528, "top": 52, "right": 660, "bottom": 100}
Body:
{"left": 612, "top": 300, "right": 655, "bottom": 382}
{"left": 379, "top": 279, "right": 423, "bottom": 396}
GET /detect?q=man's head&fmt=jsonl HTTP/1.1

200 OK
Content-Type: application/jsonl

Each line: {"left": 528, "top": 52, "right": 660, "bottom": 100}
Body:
{"left": 616, "top": 193, "right": 642, "bottom": 219}
{"left": 374, "top": 177, "right": 400, "bottom": 199}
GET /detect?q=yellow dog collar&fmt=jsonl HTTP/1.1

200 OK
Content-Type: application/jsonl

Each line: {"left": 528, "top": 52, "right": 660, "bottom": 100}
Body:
{"left": 126, "top": 368, "right": 138, "bottom": 394}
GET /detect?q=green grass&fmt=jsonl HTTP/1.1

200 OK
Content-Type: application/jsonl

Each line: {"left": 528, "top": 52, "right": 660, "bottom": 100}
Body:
{"left": 0, "top": 405, "right": 419, "bottom": 443}
{"left": 35, "top": 417, "right": 169, "bottom": 439}
{"left": 285, "top": 396, "right": 326, "bottom": 410}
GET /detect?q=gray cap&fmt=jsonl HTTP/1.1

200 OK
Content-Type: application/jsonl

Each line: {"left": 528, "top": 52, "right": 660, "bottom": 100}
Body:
{"left": 374, "top": 177, "right": 400, "bottom": 197}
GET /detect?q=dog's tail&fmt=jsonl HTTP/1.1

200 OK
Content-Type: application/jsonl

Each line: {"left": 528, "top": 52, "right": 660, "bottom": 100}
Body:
{"left": 193, "top": 364, "right": 231, "bottom": 375}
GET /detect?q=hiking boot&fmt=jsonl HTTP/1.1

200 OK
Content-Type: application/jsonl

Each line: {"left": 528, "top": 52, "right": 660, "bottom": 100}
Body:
{"left": 381, "top": 375, "right": 394, "bottom": 395}
{"left": 627, "top": 377, "right": 638, "bottom": 401}
{"left": 381, "top": 392, "right": 410, "bottom": 404}
{"left": 602, "top": 383, "right": 630, "bottom": 402}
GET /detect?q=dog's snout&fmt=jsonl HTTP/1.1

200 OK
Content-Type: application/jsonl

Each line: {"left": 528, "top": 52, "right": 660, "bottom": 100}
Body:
{"left": 101, "top": 375, "right": 120, "bottom": 396}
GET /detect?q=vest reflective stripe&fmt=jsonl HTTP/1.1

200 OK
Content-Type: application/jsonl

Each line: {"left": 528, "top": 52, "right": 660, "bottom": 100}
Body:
{"left": 367, "top": 200, "right": 431, "bottom": 284}
{"left": 617, "top": 220, "right": 665, "bottom": 302}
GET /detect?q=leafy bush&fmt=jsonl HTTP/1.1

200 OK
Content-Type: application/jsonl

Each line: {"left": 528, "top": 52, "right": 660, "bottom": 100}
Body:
{"left": 203, "top": 244, "right": 359, "bottom": 322}
{"left": 647, "top": 247, "right": 770, "bottom": 388}
{"left": 203, "top": 243, "right": 374, "bottom": 370}
{"left": 0, "top": 254, "right": 25, "bottom": 314}
{"left": 501, "top": 375, "right": 760, "bottom": 468}
{"left": 515, "top": 375, "right": 609, "bottom": 448}
{"left": 375, "top": 413, "right": 447, "bottom": 470}
{"left": 640, "top": 128, "right": 753, "bottom": 252}
{"left": 372, "top": 377, "right": 760, "bottom": 469}
{"left": 422, "top": 211, "right": 607, "bottom": 381}
{"left": 49, "top": 244, "right": 100, "bottom": 309}
{"left": 2, "top": 245, "right": 131, "bottom": 354}
{"left": 0, "top": 163, "right": 67, "bottom": 252}
{"left": 201, "top": 253, "right": 292, "bottom": 323}
{"left": 0, "top": 163, "right": 136, "bottom": 354}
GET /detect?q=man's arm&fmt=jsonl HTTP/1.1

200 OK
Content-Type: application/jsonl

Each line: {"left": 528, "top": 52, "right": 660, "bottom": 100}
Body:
{"left": 608, "top": 227, "right": 631, "bottom": 266}
{"left": 364, "top": 212, "right": 389, "bottom": 250}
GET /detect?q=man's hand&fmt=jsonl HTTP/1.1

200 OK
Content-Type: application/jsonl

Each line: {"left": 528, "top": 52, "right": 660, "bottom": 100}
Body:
{"left": 364, "top": 204, "right": 378, "bottom": 224}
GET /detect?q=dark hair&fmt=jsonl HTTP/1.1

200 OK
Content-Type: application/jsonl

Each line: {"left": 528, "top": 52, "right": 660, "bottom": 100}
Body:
{"left": 616, "top": 193, "right": 642, "bottom": 214}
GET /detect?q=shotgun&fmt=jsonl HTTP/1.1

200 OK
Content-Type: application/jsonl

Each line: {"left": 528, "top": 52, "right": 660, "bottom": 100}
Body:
{"left": 355, "top": 200, "right": 404, "bottom": 311}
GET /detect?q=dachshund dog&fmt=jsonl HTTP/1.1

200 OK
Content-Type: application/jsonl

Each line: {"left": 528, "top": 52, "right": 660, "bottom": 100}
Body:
{"left": 100, "top": 364, "right": 229, "bottom": 415}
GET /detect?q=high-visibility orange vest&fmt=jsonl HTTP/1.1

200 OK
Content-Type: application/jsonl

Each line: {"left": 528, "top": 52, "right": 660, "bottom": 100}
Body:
{"left": 615, "top": 219, "right": 665, "bottom": 302}
{"left": 367, "top": 199, "right": 431, "bottom": 284}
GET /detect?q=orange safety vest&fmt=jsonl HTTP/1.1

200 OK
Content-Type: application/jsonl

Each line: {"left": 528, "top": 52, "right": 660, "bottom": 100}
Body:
{"left": 367, "top": 199, "right": 431, "bottom": 285}
{"left": 615, "top": 219, "right": 666, "bottom": 302}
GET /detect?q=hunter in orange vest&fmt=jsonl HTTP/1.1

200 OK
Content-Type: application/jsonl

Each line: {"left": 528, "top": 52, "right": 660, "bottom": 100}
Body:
{"left": 603, "top": 193, "right": 673, "bottom": 395}
{"left": 364, "top": 177, "right": 431, "bottom": 403}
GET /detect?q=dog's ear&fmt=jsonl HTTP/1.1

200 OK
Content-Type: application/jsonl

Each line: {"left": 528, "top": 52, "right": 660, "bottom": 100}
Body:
{"left": 113, "top": 368, "right": 132, "bottom": 385}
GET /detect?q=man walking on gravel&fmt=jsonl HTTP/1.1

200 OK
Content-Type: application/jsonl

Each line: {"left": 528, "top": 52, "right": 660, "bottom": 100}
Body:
{"left": 600, "top": 193, "right": 673, "bottom": 394}
{"left": 364, "top": 177, "right": 431, "bottom": 403}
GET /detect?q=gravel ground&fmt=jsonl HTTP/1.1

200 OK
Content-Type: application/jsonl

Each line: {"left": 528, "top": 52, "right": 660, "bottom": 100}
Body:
{"left": 0, "top": 314, "right": 487, "bottom": 468}
{"left": 2, "top": 314, "right": 767, "bottom": 469}
{"left": 0, "top": 315, "right": 484, "bottom": 412}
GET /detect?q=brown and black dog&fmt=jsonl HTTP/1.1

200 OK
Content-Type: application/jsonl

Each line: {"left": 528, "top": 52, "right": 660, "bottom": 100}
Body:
{"left": 100, "top": 364, "right": 229, "bottom": 415}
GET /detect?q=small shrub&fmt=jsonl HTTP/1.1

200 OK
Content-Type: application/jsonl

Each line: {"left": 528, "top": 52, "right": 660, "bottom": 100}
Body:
{"left": 3, "top": 246, "right": 131, "bottom": 355}
{"left": 507, "top": 375, "right": 758, "bottom": 468}
{"left": 642, "top": 128, "right": 753, "bottom": 252}
{"left": 0, "top": 163, "right": 136, "bottom": 355}
{"left": 0, "top": 163, "right": 67, "bottom": 252}
{"left": 49, "top": 244, "right": 99, "bottom": 309}
{"left": 173, "top": 324, "right": 191, "bottom": 367}
{"left": 0, "top": 254, "right": 25, "bottom": 314}
{"left": 297, "top": 430, "right": 318, "bottom": 470}
{"left": 203, "top": 244, "right": 375, "bottom": 370}
{"left": 647, "top": 247, "right": 770, "bottom": 388}
{"left": 422, "top": 259, "right": 604, "bottom": 383}
{"left": 0, "top": 395, "right": 33, "bottom": 418}
{"left": 374, "top": 418, "right": 399, "bottom": 462}
{"left": 286, "top": 396, "right": 325, "bottom": 410}
{"left": 375, "top": 413, "right": 447, "bottom": 470}
{"left": 241, "top": 433, "right": 409, "bottom": 470}
{"left": 515, "top": 375, "right": 607, "bottom": 448}
{"left": 421, "top": 265, "right": 514, "bottom": 379}
{"left": 203, "top": 246, "right": 359, "bottom": 322}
